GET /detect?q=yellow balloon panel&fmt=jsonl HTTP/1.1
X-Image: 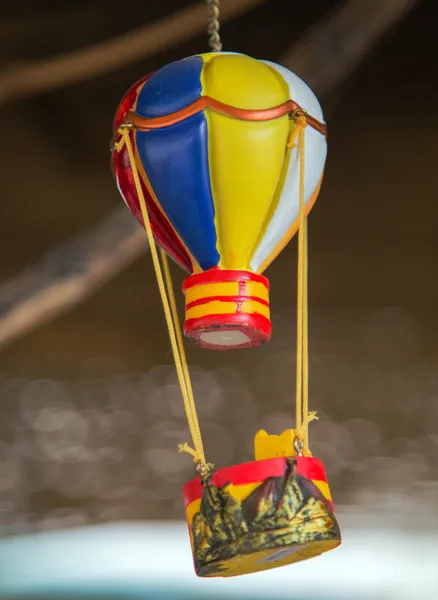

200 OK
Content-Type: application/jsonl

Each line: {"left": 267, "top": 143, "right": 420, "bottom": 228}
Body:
{"left": 207, "top": 112, "right": 289, "bottom": 270}
{"left": 201, "top": 53, "right": 289, "bottom": 108}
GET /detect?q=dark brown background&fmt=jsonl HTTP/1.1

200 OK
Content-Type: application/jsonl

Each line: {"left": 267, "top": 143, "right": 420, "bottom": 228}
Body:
{"left": 0, "top": 0, "right": 437, "bottom": 534}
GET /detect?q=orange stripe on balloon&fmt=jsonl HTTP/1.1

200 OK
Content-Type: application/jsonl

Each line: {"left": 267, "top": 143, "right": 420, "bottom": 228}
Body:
{"left": 119, "top": 97, "right": 327, "bottom": 137}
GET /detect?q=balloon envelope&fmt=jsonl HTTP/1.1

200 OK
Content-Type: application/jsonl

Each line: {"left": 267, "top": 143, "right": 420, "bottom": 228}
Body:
{"left": 111, "top": 53, "right": 327, "bottom": 349}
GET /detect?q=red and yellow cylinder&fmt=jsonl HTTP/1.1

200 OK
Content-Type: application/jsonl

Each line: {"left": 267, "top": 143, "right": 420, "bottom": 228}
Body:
{"left": 182, "top": 269, "right": 271, "bottom": 350}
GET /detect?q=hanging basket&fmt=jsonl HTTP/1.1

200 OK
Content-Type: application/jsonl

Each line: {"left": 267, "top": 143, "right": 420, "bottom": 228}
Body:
{"left": 182, "top": 455, "right": 341, "bottom": 577}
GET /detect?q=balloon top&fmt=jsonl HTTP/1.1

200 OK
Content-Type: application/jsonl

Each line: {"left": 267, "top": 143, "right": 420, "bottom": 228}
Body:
{"left": 112, "top": 52, "right": 326, "bottom": 273}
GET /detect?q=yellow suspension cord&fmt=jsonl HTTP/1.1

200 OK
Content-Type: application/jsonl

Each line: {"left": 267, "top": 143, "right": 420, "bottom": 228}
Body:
{"left": 115, "top": 113, "right": 318, "bottom": 463}
{"left": 287, "top": 115, "right": 318, "bottom": 456}
{"left": 115, "top": 128, "right": 211, "bottom": 474}
{"left": 159, "top": 250, "right": 208, "bottom": 467}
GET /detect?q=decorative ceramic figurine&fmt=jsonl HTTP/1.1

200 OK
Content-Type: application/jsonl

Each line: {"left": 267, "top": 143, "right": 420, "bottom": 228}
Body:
{"left": 111, "top": 46, "right": 341, "bottom": 578}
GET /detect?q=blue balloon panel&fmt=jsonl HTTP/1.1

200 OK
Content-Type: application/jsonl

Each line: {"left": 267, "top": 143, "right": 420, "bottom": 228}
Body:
{"left": 135, "top": 112, "right": 220, "bottom": 271}
{"left": 135, "top": 56, "right": 204, "bottom": 119}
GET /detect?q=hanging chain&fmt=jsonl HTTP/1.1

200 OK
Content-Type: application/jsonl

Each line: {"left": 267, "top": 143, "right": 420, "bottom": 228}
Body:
{"left": 206, "top": 0, "right": 222, "bottom": 52}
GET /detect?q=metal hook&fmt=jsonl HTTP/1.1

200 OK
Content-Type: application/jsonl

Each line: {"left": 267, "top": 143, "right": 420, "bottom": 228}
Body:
{"left": 289, "top": 108, "right": 308, "bottom": 121}
{"left": 196, "top": 461, "right": 215, "bottom": 479}
{"left": 196, "top": 462, "right": 206, "bottom": 476}
{"left": 109, "top": 122, "right": 135, "bottom": 152}
{"left": 293, "top": 437, "right": 304, "bottom": 457}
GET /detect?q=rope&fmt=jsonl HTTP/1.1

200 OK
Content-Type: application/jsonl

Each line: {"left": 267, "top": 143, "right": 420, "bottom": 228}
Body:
{"left": 206, "top": 0, "right": 222, "bottom": 52}
{"left": 159, "top": 250, "right": 213, "bottom": 472}
{"left": 115, "top": 113, "right": 318, "bottom": 463}
{"left": 287, "top": 116, "right": 318, "bottom": 456}
{"left": 115, "top": 128, "right": 212, "bottom": 475}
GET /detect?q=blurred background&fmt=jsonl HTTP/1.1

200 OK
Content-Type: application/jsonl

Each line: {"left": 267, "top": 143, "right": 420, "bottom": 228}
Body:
{"left": 0, "top": 0, "right": 437, "bottom": 598}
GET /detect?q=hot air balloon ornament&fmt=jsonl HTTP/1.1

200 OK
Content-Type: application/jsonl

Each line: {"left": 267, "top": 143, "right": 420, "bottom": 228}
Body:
{"left": 111, "top": 0, "right": 341, "bottom": 578}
